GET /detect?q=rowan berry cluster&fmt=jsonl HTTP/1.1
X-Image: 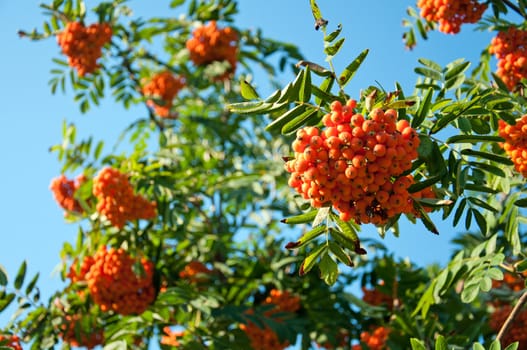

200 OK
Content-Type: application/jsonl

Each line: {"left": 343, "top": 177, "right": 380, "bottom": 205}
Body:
{"left": 417, "top": 0, "right": 487, "bottom": 34}
{"left": 92, "top": 167, "right": 157, "bottom": 228}
{"left": 0, "top": 334, "right": 22, "bottom": 350}
{"left": 489, "top": 27, "right": 527, "bottom": 91}
{"left": 362, "top": 286, "right": 394, "bottom": 310}
{"left": 491, "top": 271, "right": 526, "bottom": 292}
{"left": 56, "top": 21, "right": 112, "bottom": 76}
{"left": 83, "top": 246, "right": 156, "bottom": 315}
{"left": 498, "top": 115, "right": 527, "bottom": 177}
{"left": 186, "top": 21, "right": 238, "bottom": 79}
{"left": 49, "top": 174, "right": 87, "bottom": 214}
{"left": 264, "top": 289, "right": 302, "bottom": 313}
{"left": 285, "top": 100, "right": 426, "bottom": 224}
{"left": 142, "top": 71, "right": 185, "bottom": 118}
{"left": 160, "top": 327, "right": 184, "bottom": 347}
{"left": 240, "top": 289, "right": 301, "bottom": 350}
{"left": 67, "top": 255, "right": 96, "bottom": 284}
{"left": 179, "top": 261, "right": 212, "bottom": 284}
{"left": 59, "top": 314, "right": 104, "bottom": 349}
{"left": 352, "top": 326, "right": 390, "bottom": 350}
{"left": 316, "top": 329, "right": 350, "bottom": 349}
{"left": 489, "top": 305, "right": 527, "bottom": 350}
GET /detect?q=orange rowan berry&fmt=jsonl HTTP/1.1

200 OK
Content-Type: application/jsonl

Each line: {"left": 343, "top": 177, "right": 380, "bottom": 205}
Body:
{"left": 50, "top": 174, "right": 86, "bottom": 214}
{"left": 85, "top": 246, "right": 155, "bottom": 315}
{"left": 179, "top": 261, "right": 212, "bottom": 284}
{"left": 92, "top": 167, "right": 157, "bottom": 228}
{"left": 417, "top": 0, "right": 487, "bottom": 34}
{"left": 240, "top": 289, "right": 300, "bottom": 350}
{"left": 0, "top": 334, "right": 22, "bottom": 350}
{"left": 355, "top": 326, "right": 390, "bottom": 350}
{"left": 499, "top": 115, "right": 527, "bottom": 177}
{"left": 186, "top": 21, "right": 238, "bottom": 80}
{"left": 142, "top": 71, "right": 185, "bottom": 118}
{"left": 59, "top": 314, "right": 104, "bottom": 349}
{"left": 160, "top": 327, "right": 185, "bottom": 347}
{"left": 489, "top": 27, "right": 527, "bottom": 91}
{"left": 67, "top": 255, "right": 96, "bottom": 284}
{"left": 56, "top": 21, "right": 112, "bottom": 76}
{"left": 284, "top": 101, "right": 420, "bottom": 225}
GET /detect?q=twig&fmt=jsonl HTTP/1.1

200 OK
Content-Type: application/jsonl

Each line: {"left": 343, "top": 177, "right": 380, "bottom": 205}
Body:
{"left": 496, "top": 289, "right": 527, "bottom": 344}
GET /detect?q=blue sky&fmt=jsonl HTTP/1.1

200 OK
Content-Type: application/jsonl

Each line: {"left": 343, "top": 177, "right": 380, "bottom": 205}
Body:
{"left": 0, "top": 0, "right": 497, "bottom": 337}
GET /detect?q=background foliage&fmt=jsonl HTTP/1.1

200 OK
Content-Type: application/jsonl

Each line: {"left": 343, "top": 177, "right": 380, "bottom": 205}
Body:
{"left": 2, "top": 0, "right": 527, "bottom": 349}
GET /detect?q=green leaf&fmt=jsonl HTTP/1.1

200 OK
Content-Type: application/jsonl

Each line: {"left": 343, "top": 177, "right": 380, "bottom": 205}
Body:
{"left": 414, "top": 202, "right": 439, "bottom": 234}
{"left": 310, "top": 0, "right": 323, "bottom": 21}
{"left": 468, "top": 197, "right": 498, "bottom": 213}
{"left": 415, "top": 67, "right": 442, "bottom": 81}
{"left": 418, "top": 58, "right": 442, "bottom": 72}
{"left": 266, "top": 105, "right": 307, "bottom": 133}
{"left": 281, "top": 209, "right": 318, "bottom": 225}
{"left": 492, "top": 72, "right": 509, "bottom": 91}
{"left": 446, "top": 135, "right": 504, "bottom": 144}
{"left": 489, "top": 340, "right": 502, "bottom": 350}
{"left": 408, "top": 175, "right": 441, "bottom": 193}
{"left": 330, "top": 213, "right": 365, "bottom": 254}
{"left": 324, "top": 37, "right": 345, "bottom": 58}
{"left": 240, "top": 80, "right": 260, "bottom": 100}
{"left": 473, "top": 343, "right": 485, "bottom": 350}
{"left": 473, "top": 210, "right": 488, "bottom": 235}
{"left": 435, "top": 335, "right": 447, "bottom": 350}
{"left": 413, "top": 87, "right": 433, "bottom": 128}
{"left": 14, "top": 261, "right": 26, "bottom": 290}
{"left": 468, "top": 161, "right": 506, "bottom": 177}
{"left": 319, "top": 253, "right": 338, "bottom": 285}
{"left": 299, "top": 67, "right": 312, "bottom": 103}
{"left": 514, "top": 198, "right": 527, "bottom": 207}
{"left": 460, "top": 149, "right": 513, "bottom": 165}
{"left": 504, "top": 342, "right": 519, "bottom": 350}
{"left": 324, "top": 24, "right": 342, "bottom": 42}
{"left": 296, "top": 60, "right": 333, "bottom": 77}
{"left": 25, "top": 273, "right": 40, "bottom": 295}
{"left": 487, "top": 267, "right": 504, "bottom": 280}
{"left": 285, "top": 225, "right": 326, "bottom": 250}
{"left": 338, "top": 49, "right": 369, "bottom": 89}
{"left": 170, "top": 0, "right": 185, "bottom": 7}
{"left": 0, "top": 265, "right": 7, "bottom": 286}
{"left": 228, "top": 101, "right": 270, "bottom": 114}
{"left": 0, "top": 293, "right": 15, "bottom": 312}
{"left": 328, "top": 242, "right": 353, "bottom": 266}
{"left": 445, "top": 61, "right": 470, "bottom": 81}
{"left": 103, "top": 340, "right": 128, "bottom": 350}
{"left": 410, "top": 338, "right": 427, "bottom": 350}
{"left": 461, "top": 281, "right": 480, "bottom": 303}
{"left": 299, "top": 245, "right": 327, "bottom": 276}
{"left": 281, "top": 106, "right": 319, "bottom": 135}
{"left": 383, "top": 97, "right": 418, "bottom": 111}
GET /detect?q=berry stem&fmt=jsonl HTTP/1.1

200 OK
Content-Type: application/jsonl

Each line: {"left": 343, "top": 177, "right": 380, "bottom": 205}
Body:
{"left": 496, "top": 288, "right": 527, "bottom": 345}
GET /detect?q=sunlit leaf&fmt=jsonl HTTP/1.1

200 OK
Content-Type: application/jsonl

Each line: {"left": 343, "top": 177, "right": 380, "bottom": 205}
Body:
{"left": 281, "top": 210, "right": 318, "bottom": 225}
{"left": 240, "top": 79, "right": 260, "bottom": 100}
{"left": 338, "top": 49, "right": 369, "bottom": 89}
{"left": 285, "top": 226, "right": 326, "bottom": 250}
{"left": 319, "top": 253, "right": 338, "bottom": 285}
{"left": 299, "top": 245, "right": 327, "bottom": 276}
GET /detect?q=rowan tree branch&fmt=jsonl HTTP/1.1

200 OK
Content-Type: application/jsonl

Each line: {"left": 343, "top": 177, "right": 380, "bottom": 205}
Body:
{"left": 496, "top": 289, "right": 527, "bottom": 344}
